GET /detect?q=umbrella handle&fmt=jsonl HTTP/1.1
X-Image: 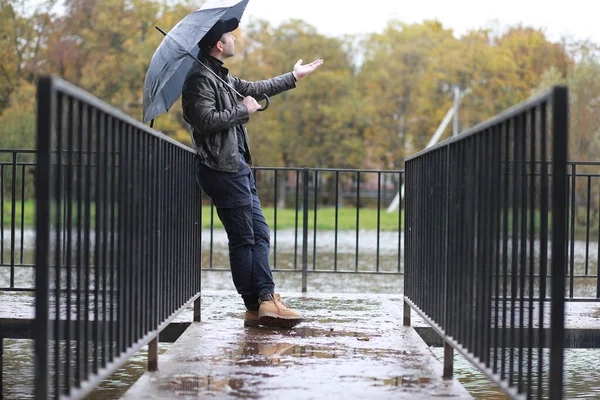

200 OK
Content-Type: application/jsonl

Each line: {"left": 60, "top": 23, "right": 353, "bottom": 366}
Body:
{"left": 257, "top": 94, "right": 270, "bottom": 112}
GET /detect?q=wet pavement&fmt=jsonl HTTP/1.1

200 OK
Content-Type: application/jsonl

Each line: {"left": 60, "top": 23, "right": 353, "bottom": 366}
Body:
{"left": 123, "top": 291, "right": 472, "bottom": 399}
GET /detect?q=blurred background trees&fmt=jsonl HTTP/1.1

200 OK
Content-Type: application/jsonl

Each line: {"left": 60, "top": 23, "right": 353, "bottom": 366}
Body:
{"left": 1, "top": 0, "right": 599, "bottom": 168}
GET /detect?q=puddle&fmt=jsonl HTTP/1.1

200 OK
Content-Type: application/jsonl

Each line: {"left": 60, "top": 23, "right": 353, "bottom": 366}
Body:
{"left": 284, "top": 326, "right": 380, "bottom": 339}
{"left": 344, "top": 375, "right": 432, "bottom": 387}
{"left": 160, "top": 374, "right": 260, "bottom": 399}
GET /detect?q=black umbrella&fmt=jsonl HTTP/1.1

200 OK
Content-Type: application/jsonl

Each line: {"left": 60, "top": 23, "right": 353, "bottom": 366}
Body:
{"left": 142, "top": 0, "right": 269, "bottom": 126}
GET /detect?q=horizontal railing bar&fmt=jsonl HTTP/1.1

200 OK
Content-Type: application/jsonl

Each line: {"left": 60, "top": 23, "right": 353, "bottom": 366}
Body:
{"left": 203, "top": 267, "right": 402, "bottom": 275}
{"left": 0, "top": 150, "right": 37, "bottom": 154}
{"left": 567, "top": 161, "right": 600, "bottom": 166}
{"left": 490, "top": 297, "right": 600, "bottom": 303}
{"left": 566, "top": 173, "right": 600, "bottom": 177}
{"left": 252, "top": 166, "right": 404, "bottom": 174}
{"left": 0, "top": 287, "right": 35, "bottom": 292}
{"left": 48, "top": 77, "right": 195, "bottom": 154}
{"left": 3, "top": 149, "right": 600, "bottom": 170}
{"left": 407, "top": 88, "right": 557, "bottom": 160}
{"left": 202, "top": 268, "right": 599, "bottom": 280}
{"left": 0, "top": 264, "right": 35, "bottom": 268}
{"left": 3, "top": 147, "right": 600, "bottom": 165}
{"left": 0, "top": 162, "right": 36, "bottom": 166}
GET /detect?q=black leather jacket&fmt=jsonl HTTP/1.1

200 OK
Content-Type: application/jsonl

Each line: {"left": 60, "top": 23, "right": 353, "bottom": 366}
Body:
{"left": 182, "top": 55, "right": 296, "bottom": 172}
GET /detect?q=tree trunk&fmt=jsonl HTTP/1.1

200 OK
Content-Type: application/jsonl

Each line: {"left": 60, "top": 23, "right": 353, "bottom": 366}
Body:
{"left": 277, "top": 173, "right": 287, "bottom": 209}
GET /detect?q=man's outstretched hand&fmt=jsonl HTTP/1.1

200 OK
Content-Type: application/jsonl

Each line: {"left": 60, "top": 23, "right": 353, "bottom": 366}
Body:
{"left": 292, "top": 59, "right": 324, "bottom": 80}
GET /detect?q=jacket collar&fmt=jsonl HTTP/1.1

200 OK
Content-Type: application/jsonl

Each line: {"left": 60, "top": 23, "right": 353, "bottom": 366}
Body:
{"left": 200, "top": 53, "right": 229, "bottom": 79}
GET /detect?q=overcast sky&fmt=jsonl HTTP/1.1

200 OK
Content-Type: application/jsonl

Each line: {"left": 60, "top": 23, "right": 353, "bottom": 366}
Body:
{"left": 241, "top": 0, "right": 597, "bottom": 43}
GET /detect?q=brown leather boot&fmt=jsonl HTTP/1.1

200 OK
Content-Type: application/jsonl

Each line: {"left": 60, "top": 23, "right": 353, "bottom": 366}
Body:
{"left": 258, "top": 294, "right": 304, "bottom": 328}
{"left": 244, "top": 310, "right": 259, "bottom": 327}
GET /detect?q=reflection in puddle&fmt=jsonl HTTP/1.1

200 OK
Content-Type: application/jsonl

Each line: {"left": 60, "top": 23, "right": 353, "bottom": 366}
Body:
{"left": 356, "top": 376, "right": 432, "bottom": 387}
{"left": 222, "top": 340, "right": 421, "bottom": 366}
{"left": 236, "top": 342, "right": 298, "bottom": 366}
{"left": 291, "top": 326, "right": 378, "bottom": 338}
{"left": 160, "top": 374, "right": 259, "bottom": 398}
{"left": 161, "top": 371, "right": 435, "bottom": 397}
{"left": 235, "top": 342, "right": 340, "bottom": 365}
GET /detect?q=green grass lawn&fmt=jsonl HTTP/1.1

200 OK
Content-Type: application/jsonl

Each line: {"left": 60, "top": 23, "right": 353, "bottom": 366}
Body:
{"left": 2, "top": 200, "right": 403, "bottom": 231}
{"left": 2, "top": 200, "right": 35, "bottom": 228}
{"left": 4, "top": 199, "right": 598, "bottom": 238}
{"left": 203, "top": 205, "right": 403, "bottom": 231}
{"left": 2, "top": 199, "right": 97, "bottom": 229}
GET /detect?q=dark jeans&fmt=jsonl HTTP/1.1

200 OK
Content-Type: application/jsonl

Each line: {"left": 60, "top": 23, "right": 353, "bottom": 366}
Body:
{"left": 196, "top": 158, "right": 275, "bottom": 311}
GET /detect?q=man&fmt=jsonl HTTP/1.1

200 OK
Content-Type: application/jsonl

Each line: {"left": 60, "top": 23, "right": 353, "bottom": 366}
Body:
{"left": 182, "top": 18, "right": 323, "bottom": 328}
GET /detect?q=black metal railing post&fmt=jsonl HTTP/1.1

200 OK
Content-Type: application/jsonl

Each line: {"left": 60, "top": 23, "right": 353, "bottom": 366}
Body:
{"left": 0, "top": 338, "right": 4, "bottom": 397}
{"left": 10, "top": 152, "right": 17, "bottom": 288}
{"left": 34, "top": 76, "right": 53, "bottom": 400}
{"left": 313, "top": 171, "right": 318, "bottom": 271}
{"left": 550, "top": 86, "right": 569, "bottom": 400}
{"left": 569, "top": 163, "right": 577, "bottom": 298}
{"left": 443, "top": 342, "right": 453, "bottom": 379}
{"left": 302, "top": 168, "right": 309, "bottom": 293}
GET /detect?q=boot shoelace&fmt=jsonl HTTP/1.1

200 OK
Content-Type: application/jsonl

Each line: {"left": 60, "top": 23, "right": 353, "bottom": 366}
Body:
{"left": 274, "top": 295, "right": 291, "bottom": 311}
{"left": 262, "top": 294, "right": 290, "bottom": 312}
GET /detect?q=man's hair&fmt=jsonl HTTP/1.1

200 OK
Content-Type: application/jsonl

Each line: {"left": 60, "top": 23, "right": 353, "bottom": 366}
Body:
{"left": 198, "top": 18, "right": 239, "bottom": 51}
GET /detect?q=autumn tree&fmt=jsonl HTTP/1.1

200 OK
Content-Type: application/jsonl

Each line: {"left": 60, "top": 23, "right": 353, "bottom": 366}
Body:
{"left": 0, "top": 0, "right": 593, "bottom": 179}
{"left": 229, "top": 19, "right": 365, "bottom": 169}
{"left": 496, "top": 25, "right": 571, "bottom": 99}
{"left": 0, "top": 0, "right": 55, "bottom": 114}
{"left": 357, "top": 20, "right": 461, "bottom": 168}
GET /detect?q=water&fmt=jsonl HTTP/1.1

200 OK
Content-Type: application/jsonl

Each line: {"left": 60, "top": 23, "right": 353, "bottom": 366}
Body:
{"left": 429, "top": 347, "right": 600, "bottom": 399}
{"left": 88, "top": 345, "right": 172, "bottom": 399}
{"left": 0, "top": 339, "right": 172, "bottom": 399}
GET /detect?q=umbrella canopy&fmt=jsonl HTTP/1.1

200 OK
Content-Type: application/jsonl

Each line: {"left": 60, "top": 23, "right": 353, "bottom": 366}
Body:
{"left": 142, "top": 0, "right": 249, "bottom": 123}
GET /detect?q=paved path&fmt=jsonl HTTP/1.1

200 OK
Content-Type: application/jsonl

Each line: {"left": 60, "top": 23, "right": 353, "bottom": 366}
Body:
{"left": 124, "top": 291, "right": 472, "bottom": 399}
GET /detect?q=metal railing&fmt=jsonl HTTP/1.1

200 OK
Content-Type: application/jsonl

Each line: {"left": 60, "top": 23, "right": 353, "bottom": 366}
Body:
{"left": 1, "top": 149, "right": 36, "bottom": 291}
{"left": 403, "top": 86, "right": 569, "bottom": 399}
{"left": 0, "top": 81, "right": 595, "bottom": 398}
{"left": 34, "top": 76, "right": 202, "bottom": 399}
{"left": 201, "top": 167, "right": 405, "bottom": 290}
{"left": 565, "top": 161, "right": 600, "bottom": 298}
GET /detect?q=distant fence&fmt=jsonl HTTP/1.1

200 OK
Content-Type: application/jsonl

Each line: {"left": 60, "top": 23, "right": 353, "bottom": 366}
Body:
{"left": 3, "top": 154, "right": 599, "bottom": 297}
{"left": 404, "top": 86, "right": 569, "bottom": 399}
{"left": 0, "top": 149, "right": 36, "bottom": 290}
{"left": 33, "top": 76, "right": 202, "bottom": 399}
{"left": 201, "top": 167, "right": 405, "bottom": 291}
{"left": 565, "top": 161, "right": 600, "bottom": 298}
